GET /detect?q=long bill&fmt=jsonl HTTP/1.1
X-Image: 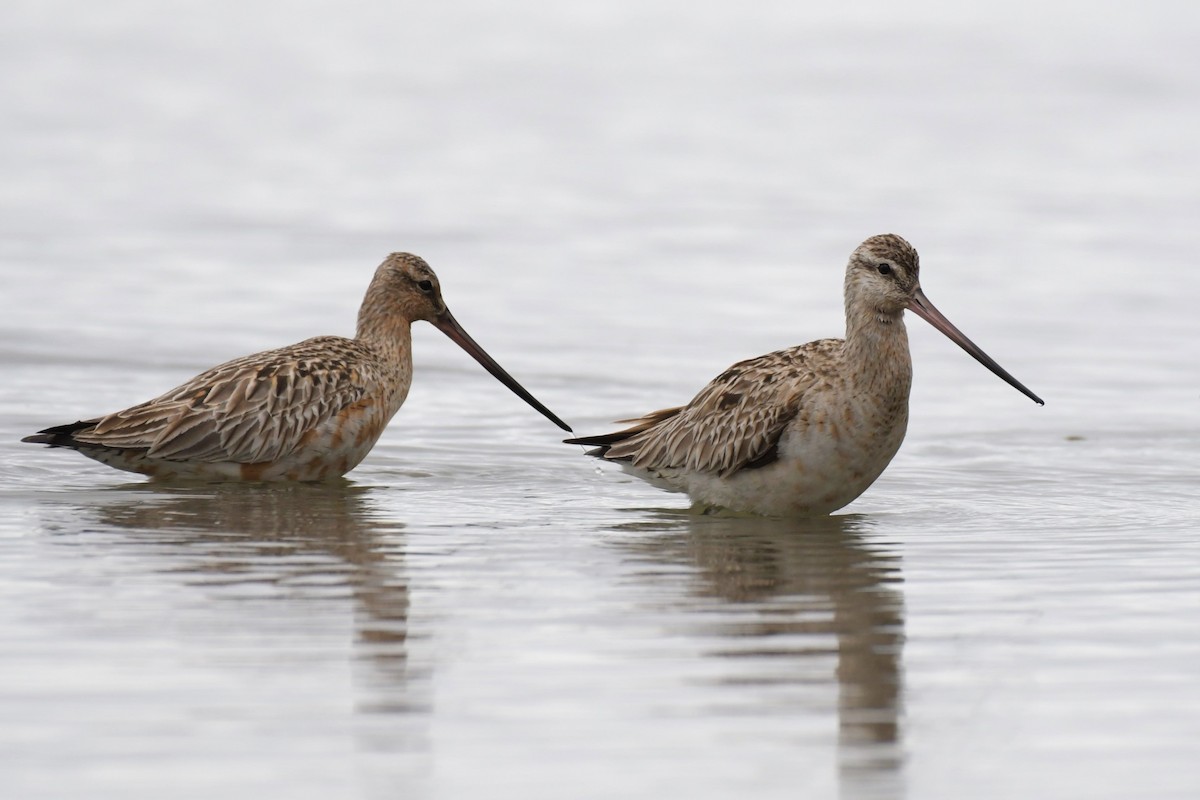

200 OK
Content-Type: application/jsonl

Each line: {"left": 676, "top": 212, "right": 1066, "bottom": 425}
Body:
{"left": 433, "top": 308, "right": 574, "bottom": 432}
{"left": 907, "top": 288, "right": 1044, "bottom": 405}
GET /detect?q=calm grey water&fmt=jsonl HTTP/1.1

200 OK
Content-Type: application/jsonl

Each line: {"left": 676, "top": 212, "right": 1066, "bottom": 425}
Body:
{"left": 2, "top": 1, "right": 1199, "bottom": 798}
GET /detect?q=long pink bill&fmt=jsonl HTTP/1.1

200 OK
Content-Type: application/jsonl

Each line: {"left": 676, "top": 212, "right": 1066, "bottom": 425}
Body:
{"left": 908, "top": 288, "right": 1044, "bottom": 405}
{"left": 434, "top": 309, "right": 574, "bottom": 432}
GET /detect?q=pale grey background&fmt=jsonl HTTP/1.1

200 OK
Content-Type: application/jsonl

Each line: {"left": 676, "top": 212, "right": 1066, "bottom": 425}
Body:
{"left": 2, "top": 2, "right": 1198, "bottom": 798}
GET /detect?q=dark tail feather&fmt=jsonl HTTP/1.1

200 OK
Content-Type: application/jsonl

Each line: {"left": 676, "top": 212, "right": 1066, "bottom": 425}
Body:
{"left": 563, "top": 434, "right": 622, "bottom": 459}
{"left": 564, "top": 407, "right": 683, "bottom": 459}
{"left": 563, "top": 431, "right": 633, "bottom": 459}
{"left": 559, "top": 410, "right": 676, "bottom": 460}
{"left": 563, "top": 431, "right": 636, "bottom": 448}
{"left": 21, "top": 420, "right": 96, "bottom": 448}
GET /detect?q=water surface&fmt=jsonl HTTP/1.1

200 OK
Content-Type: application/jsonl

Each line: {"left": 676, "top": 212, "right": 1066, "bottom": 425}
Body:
{"left": 2, "top": 2, "right": 1198, "bottom": 798}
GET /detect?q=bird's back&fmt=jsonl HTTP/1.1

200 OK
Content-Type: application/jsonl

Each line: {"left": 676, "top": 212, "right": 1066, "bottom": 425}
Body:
{"left": 24, "top": 334, "right": 412, "bottom": 480}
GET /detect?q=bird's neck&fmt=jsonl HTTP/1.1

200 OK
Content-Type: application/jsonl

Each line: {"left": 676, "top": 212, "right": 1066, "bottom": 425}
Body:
{"left": 843, "top": 299, "right": 913, "bottom": 397}
{"left": 356, "top": 293, "right": 415, "bottom": 367}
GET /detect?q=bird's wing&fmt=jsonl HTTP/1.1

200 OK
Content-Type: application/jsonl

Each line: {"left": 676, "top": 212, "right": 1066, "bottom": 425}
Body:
{"left": 74, "top": 336, "right": 376, "bottom": 464}
{"left": 598, "top": 342, "right": 834, "bottom": 477}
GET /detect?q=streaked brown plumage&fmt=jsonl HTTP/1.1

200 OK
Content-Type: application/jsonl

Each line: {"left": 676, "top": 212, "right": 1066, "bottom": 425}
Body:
{"left": 566, "top": 235, "right": 1042, "bottom": 516}
{"left": 23, "top": 253, "right": 571, "bottom": 481}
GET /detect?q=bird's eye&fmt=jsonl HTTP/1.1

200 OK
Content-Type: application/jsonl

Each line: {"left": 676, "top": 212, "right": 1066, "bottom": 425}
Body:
{"left": 876, "top": 263, "right": 892, "bottom": 276}
{"left": 417, "top": 279, "right": 434, "bottom": 293}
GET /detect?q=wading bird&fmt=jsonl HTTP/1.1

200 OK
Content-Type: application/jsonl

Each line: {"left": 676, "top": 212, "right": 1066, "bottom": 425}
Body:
{"left": 566, "top": 234, "right": 1041, "bottom": 516}
{"left": 23, "top": 253, "right": 571, "bottom": 480}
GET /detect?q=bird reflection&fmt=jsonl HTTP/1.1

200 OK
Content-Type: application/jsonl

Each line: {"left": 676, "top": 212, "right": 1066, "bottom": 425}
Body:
{"left": 88, "top": 481, "right": 420, "bottom": 717}
{"left": 612, "top": 511, "right": 904, "bottom": 795}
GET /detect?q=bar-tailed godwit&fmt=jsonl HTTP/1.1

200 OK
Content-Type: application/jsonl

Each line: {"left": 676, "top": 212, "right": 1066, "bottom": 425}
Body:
{"left": 566, "top": 234, "right": 1042, "bottom": 516}
{"left": 23, "top": 253, "right": 571, "bottom": 481}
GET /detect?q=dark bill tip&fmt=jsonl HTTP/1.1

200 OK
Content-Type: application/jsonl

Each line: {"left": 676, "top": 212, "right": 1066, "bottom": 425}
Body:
{"left": 908, "top": 288, "right": 1044, "bottom": 406}
{"left": 433, "top": 309, "right": 573, "bottom": 432}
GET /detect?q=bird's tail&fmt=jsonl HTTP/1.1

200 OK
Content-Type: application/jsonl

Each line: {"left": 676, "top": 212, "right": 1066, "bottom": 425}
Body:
{"left": 563, "top": 406, "right": 682, "bottom": 458}
{"left": 21, "top": 420, "right": 96, "bottom": 448}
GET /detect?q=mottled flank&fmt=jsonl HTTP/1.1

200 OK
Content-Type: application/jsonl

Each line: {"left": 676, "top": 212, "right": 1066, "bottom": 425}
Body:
{"left": 23, "top": 253, "right": 571, "bottom": 481}
{"left": 567, "top": 234, "right": 1042, "bottom": 516}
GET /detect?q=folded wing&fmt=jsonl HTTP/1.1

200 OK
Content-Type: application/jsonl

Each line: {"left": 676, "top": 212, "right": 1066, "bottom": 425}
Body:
{"left": 570, "top": 344, "right": 829, "bottom": 477}
{"left": 66, "top": 336, "right": 375, "bottom": 464}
